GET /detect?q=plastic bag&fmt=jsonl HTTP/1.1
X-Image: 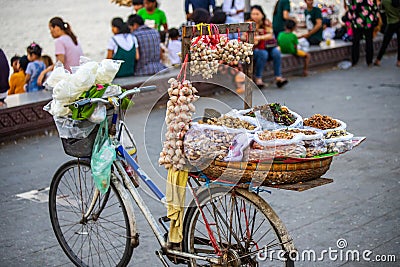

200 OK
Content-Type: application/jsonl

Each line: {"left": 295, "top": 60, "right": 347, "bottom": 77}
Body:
{"left": 253, "top": 108, "right": 303, "bottom": 130}
{"left": 45, "top": 61, "right": 71, "bottom": 88}
{"left": 53, "top": 116, "right": 97, "bottom": 139}
{"left": 224, "top": 133, "right": 253, "bottom": 162}
{"left": 249, "top": 130, "right": 306, "bottom": 160}
{"left": 91, "top": 119, "right": 116, "bottom": 194}
{"left": 95, "top": 59, "right": 121, "bottom": 84}
{"left": 324, "top": 132, "right": 354, "bottom": 153}
{"left": 184, "top": 122, "right": 241, "bottom": 169}
{"left": 88, "top": 103, "right": 107, "bottom": 124}
{"left": 282, "top": 127, "right": 327, "bottom": 157}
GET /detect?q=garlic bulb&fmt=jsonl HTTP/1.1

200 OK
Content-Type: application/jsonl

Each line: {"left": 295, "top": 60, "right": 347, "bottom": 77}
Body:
{"left": 159, "top": 78, "right": 199, "bottom": 170}
{"left": 189, "top": 35, "right": 254, "bottom": 80}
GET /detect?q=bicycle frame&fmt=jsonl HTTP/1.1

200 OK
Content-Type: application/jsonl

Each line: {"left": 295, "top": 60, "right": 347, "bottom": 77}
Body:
{"left": 111, "top": 110, "right": 221, "bottom": 264}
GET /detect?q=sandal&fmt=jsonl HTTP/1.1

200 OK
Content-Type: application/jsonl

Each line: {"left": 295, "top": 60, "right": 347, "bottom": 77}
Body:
{"left": 276, "top": 78, "right": 288, "bottom": 88}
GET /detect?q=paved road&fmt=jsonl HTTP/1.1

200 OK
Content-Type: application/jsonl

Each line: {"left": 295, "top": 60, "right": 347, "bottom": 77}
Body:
{"left": 1, "top": 55, "right": 399, "bottom": 266}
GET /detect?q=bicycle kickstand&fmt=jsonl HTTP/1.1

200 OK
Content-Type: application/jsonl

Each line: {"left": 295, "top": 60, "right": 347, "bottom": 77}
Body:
{"left": 155, "top": 250, "right": 170, "bottom": 267}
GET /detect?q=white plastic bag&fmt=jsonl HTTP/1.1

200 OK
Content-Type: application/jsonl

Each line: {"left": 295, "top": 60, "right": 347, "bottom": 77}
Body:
{"left": 249, "top": 130, "right": 306, "bottom": 160}
{"left": 45, "top": 61, "right": 71, "bottom": 88}
{"left": 95, "top": 59, "right": 122, "bottom": 84}
{"left": 184, "top": 122, "right": 243, "bottom": 169}
{"left": 224, "top": 133, "right": 253, "bottom": 162}
{"left": 88, "top": 103, "right": 107, "bottom": 124}
{"left": 324, "top": 132, "right": 353, "bottom": 153}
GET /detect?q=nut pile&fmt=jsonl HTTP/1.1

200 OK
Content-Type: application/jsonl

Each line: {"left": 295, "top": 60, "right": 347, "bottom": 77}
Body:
{"left": 184, "top": 127, "right": 236, "bottom": 164}
{"left": 198, "top": 115, "right": 256, "bottom": 130}
{"left": 324, "top": 130, "right": 353, "bottom": 154}
{"left": 283, "top": 129, "right": 317, "bottom": 135}
{"left": 159, "top": 78, "right": 199, "bottom": 170}
{"left": 257, "top": 130, "right": 295, "bottom": 141}
{"left": 325, "top": 130, "right": 348, "bottom": 139}
{"left": 304, "top": 114, "right": 340, "bottom": 130}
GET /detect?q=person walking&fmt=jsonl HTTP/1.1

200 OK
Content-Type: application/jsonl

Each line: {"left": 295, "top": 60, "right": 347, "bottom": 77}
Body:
{"left": 374, "top": 0, "right": 400, "bottom": 67}
{"left": 38, "top": 17, "right": 83, "bottom": 84}
{"left": 127, "top": 14, "right": 166, "bottom": 76}
{"left": 346, "top": 0, "right": 379, "bottom": 66}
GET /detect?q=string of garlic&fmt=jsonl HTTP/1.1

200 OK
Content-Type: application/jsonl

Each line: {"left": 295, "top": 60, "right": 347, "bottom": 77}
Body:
{"left": 159, "top": 78, "right": 199, "bottom": 170}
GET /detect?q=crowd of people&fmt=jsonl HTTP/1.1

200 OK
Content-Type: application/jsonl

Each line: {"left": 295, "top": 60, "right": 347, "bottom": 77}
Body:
{"left": 0, "top": 0, "right": 399, "bottom": 106}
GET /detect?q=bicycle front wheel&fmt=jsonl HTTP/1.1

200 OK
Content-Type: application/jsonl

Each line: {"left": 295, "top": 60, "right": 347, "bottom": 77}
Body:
{"left": 183, "top": 185, "right": 295, "bottom": 266}
{"left": 49, "top": 159, "right": 134, "bottom": 267}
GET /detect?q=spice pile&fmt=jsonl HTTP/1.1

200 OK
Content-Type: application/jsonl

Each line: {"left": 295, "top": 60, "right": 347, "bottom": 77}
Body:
{"left": 304, "top": 114, "right": 341, "bottom": 130}
{"left": 253, "top": 103, "right": 297, "bottom": 127}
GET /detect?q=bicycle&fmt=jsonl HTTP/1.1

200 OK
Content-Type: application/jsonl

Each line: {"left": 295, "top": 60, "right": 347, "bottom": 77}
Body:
{"left": 48, "top": 85, "right": 296, "bottom": 266}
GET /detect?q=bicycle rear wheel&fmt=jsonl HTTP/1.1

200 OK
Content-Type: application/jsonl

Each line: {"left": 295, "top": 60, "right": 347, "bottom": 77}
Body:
{"left": 49, "top": 159, "right": 134, "bottom": 267}
{"left": 183, "top": 185, "right": 295, "bottom": 266}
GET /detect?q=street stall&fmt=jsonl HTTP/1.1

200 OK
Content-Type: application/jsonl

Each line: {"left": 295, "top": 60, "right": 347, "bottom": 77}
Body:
{"left": 160, "top": 22, "right": 365, "bottom": 192}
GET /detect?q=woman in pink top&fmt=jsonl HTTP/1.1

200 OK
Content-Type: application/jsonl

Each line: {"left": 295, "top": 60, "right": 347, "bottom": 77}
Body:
{"left": 38, "top": 17, "right": 83, "bottom": 85}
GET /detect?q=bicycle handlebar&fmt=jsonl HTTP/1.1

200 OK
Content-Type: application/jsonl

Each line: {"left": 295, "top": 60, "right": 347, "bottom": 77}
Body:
{"left": 66, "top": 85, "right": 157, "bottom": 108}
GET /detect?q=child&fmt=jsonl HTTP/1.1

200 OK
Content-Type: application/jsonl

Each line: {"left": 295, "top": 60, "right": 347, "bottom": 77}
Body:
{"left": 167, "top": 28, "right": 181, "bottom": 66}
{"left": 25, "top": 43, "right": 46, "bottom": 92}
{"left": 137, "top": 0, "right": 168, "bottom": 32}
{"left": 107, "top": 17, "right": 140, "bottom": 77}
{"left": 278, "top": 20, "right": 311, "bottom": 76}
{"left": 159, "top": 31, "right": 170, "bottom": 66}
{"left": 132, "top": 0, "right": 144, "bottom": 13}
{"left": 40, "top": 55, "right": 54, "bottom": 86}
{"left": 10, "top": 55, "right": 20, "bottom": 73}
{"left": 8, "top": 56, "right": 29, "bottom": 95}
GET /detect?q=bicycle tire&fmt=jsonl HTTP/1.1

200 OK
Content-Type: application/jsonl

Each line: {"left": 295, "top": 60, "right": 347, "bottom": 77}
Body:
{"left": 182, "top": 185, "right": 295, "bottom": 266}
{"left": 49, "top": 159, "right": 134, "bottom": 267}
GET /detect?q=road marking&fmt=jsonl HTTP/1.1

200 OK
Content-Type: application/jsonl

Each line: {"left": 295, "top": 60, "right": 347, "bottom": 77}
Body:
{"left": 15, "top": 187, "right": 50, "bottom": 203}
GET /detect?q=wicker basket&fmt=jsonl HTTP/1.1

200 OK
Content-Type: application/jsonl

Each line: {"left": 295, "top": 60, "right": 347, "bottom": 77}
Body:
{"left": 201, "top": 157, "right": 333, "bottom": 185}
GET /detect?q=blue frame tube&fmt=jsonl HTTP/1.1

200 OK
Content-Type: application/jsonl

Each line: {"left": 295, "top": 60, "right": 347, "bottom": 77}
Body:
{"left": 117, "top": 145, "right": 165, "bottom": 200}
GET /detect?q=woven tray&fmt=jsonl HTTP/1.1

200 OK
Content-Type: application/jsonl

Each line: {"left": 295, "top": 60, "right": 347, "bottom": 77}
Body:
{"left": 201, "top": 157, "right": 333, "bottom": 185}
